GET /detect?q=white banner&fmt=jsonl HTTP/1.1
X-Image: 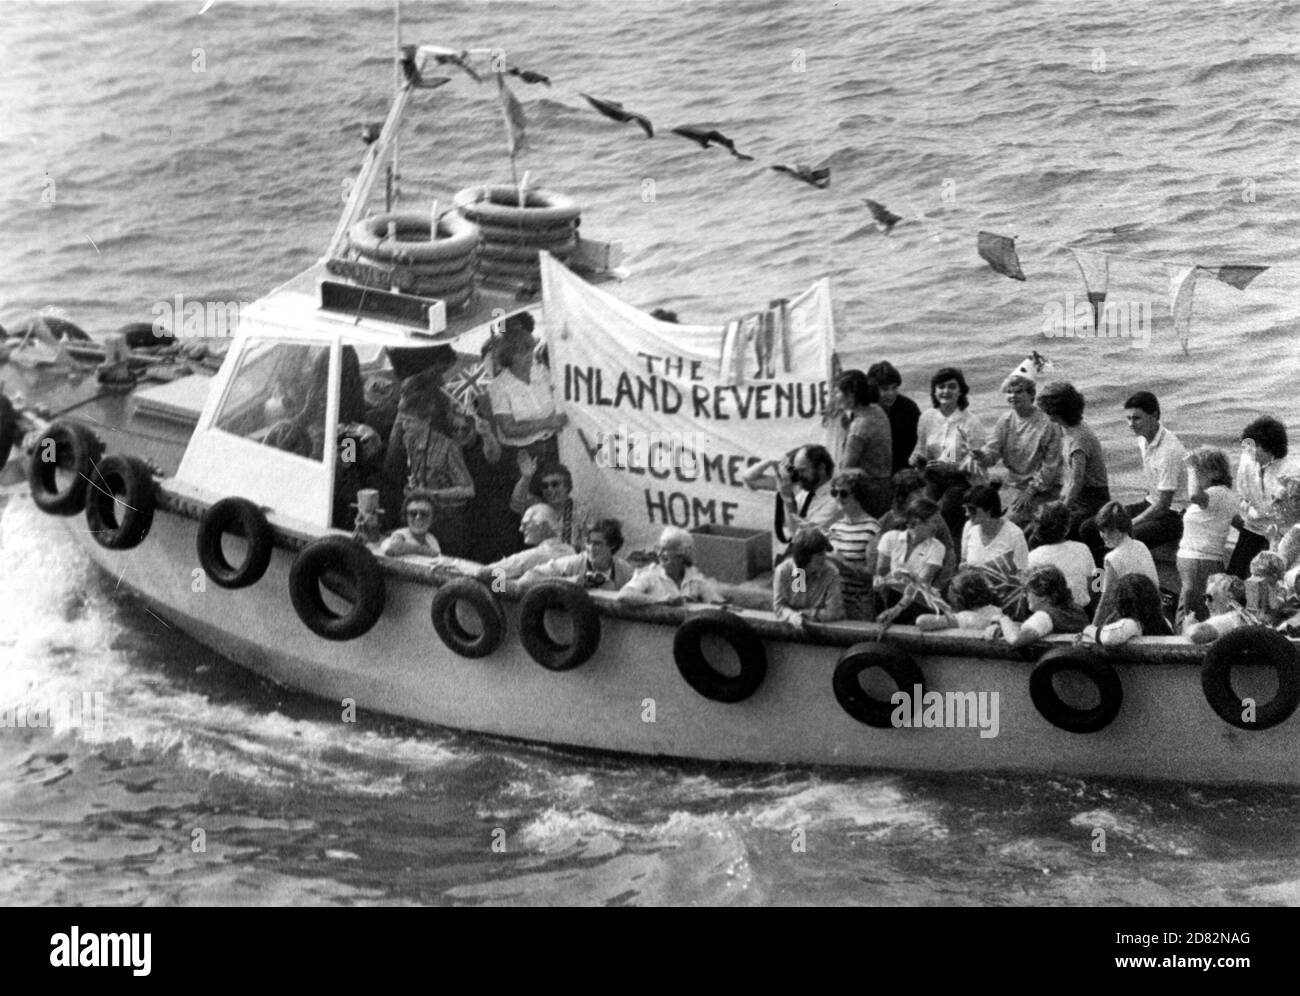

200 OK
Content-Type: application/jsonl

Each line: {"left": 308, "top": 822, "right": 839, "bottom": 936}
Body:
{"left": 541, "top": 254, "right": 836, "bottom": 550}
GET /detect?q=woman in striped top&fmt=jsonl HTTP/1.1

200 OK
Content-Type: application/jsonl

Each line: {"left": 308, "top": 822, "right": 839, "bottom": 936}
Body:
{"left": 824, "top": 469, "right": 881, "bottom": 620}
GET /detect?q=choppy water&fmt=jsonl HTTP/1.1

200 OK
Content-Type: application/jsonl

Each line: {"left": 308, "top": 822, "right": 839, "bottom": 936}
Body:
{"left": 2, "top": 0, "right": 1300, "bottom": 905}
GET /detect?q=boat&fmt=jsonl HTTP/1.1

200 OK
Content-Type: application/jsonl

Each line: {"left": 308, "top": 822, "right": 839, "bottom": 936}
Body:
{"left": 3, "top": 38, "right": 1298, "bottom": 788}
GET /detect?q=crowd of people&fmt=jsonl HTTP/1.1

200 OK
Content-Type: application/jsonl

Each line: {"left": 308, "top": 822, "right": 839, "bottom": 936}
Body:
{"left": 359, "top": 313, "right": 1300, "bottom": 644}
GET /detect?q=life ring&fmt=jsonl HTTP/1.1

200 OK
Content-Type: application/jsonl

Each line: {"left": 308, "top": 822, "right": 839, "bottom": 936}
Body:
{"left": 20, "top": 314, "right": 91, "bottom": 342}
{"left": 454, "top": 185, "right": 581, "bottom": 228}
{"left": 347, "top": 212, "right": 480, "bottom": 264}
{"left": 1201, "top": 626, "right": 1300, "bottom": 730}
{"left": 430, "top": 578, "right": 506, "bottom": 659}
{"left": 475, "top": 221, "right": 578, "bottom": 247}
{"left": 196, "top": 497, "right": 275, "bottom": 589}
{"left": 392, "top": 271, "right": 476, "bottom": 303}
{"left": 479, "top": 257, "right": 549, "bottom": 281}
{"left": 833, "top": 642, "right": 924, "bottom": 728}
{"left": 481, "top": 239, "right": 577, "bottom": 264}
{"left": 674, "top": 610, "right": 766, "bottom": 703}
{"left": 0, "top": 392, "right": 16, "bottom": 473}
{"left": 289, "top": 536, "right": 386, "bottom": 641}
{"left": 1029, "top": 647, "right": 1123, "bottom": 734}
{"left": 519, "top": 581, "right": 601, "bottom": 671}
{"left": 28, "top": 420, "right": 103, "bottom": 516}
{"left": 84, "top": 454, "right": 156, "bottom": 550}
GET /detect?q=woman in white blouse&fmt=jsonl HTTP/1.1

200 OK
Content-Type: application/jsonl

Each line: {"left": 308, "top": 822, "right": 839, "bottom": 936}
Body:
{"left": 959, "top": 483, "right": 1028, "bottom": 571}
{"left": 909, "top": 366, "right": 987, "bottom": 544}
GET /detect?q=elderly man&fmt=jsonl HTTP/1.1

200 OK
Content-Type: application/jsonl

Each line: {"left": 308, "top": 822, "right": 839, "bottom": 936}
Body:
{"left": 476, "top": 503, "right": 575, "bottom": 583}
{"left": 974, "top": 372, "right": 1062, "bottom": 528}
{"left": 742, "top": 443, "right": 841, "bottom": 541}
{"left": 1080, "top": 391, "right": 1185, "bottom": 565}
{"left": 618, "top": 527, "right": 726, "bottom": 606}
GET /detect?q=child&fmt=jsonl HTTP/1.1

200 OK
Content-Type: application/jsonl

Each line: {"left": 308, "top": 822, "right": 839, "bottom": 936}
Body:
{"left": 916, "top": 570, "right": 1002, "bottom": 631}
{"left": 993, "top": 564, "right": 1089, "bottom": 647}
{"left": 1176, "top": 446, "right": 1236, "bottom": 628}
{"left": 1091, "top": 501, "right": 1159, "bottom": 627}
{"left": 1085, "top": 573, "right": 1174, "bottom": 646}
{"left": 1187, "top": 573, "right": 1247, "bottom": 644}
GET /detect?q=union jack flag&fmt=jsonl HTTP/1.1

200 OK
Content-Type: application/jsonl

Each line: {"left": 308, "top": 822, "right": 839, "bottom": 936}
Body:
{"left": 445, "top": 358, "right": 490, "bottom": 408}
{"left": 972, "top": 552, "right": 1029, "bottom": 620}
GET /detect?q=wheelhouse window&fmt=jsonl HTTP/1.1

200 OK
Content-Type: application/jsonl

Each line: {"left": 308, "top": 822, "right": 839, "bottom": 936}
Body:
{"left": 214, "top": 339, "right": 331, "bottom": 460}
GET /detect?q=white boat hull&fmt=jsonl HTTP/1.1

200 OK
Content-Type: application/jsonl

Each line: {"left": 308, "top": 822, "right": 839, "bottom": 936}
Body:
{"left": 63, "top": 503, "right": 1300, "bottom": 787}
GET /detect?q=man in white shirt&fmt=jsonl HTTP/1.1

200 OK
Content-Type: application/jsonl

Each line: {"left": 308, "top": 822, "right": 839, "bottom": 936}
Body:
{"left": 618, "top": 527, "right": 726, "bottom": 606}
{"left": 477, "top": 504, "right": 575, "bottom": 582}
{"left": 1080, "top": 391, "right": 1185, "bottom": 564}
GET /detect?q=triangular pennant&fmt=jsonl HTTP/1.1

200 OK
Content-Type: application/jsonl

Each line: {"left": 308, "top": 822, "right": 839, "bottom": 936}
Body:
{"left": 1202, "top": 265, "right": 1268, "bottom": 290}
{"left": 496, "top": 73, "right": 527, "bottom": 157}
{"left": 1070, "top": 249, "right": 1109, "bottom": 331}
{"left": 1168, "top": 265, "right": 1199, "bottom": 355}
{"left": 977, "top": 231, "right": 1026, "bottom": 281}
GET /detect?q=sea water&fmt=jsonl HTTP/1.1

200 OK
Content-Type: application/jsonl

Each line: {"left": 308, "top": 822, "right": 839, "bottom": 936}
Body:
{"left": 1, "top": 0, "right": 1299, "bottom": 906}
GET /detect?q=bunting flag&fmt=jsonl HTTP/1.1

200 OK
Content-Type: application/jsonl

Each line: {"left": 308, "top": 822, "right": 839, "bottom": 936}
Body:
{"left": 972, "top": 553, "right": 1029, "bottom": 620}
{"left": 977, "top": 231, "right": 1026, "bottom": 281}
{"left": 1201, "top": 265, "right": 1269, "bottom": 290}
{"left": 1167, "top": 265, "right": 1199, "bottom": 355}
{"left": 1069, "top": 249, "right": 1110, "bottom": 331}
{"left": 496, "top": 73, "right": 527, "bottom": 158}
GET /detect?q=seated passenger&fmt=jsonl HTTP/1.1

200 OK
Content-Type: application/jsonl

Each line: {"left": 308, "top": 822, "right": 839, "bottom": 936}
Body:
{"left": 1085, "top": 573, "right": 1173, "bottom": 646}
{"left": 519, "top": 518, "right": 634, "bottom": 591}
{"left": 916, "top": 570, "right": 1003, "bottom": 632}
{"left": 1026, "top": 501, "right": 1095, "bottom": 611}
{"left": 959, "top": 482, "right": 1029, "bottom": 571}
{"left": 874, "top": 496, "right": 947, "bottom": 625}
{"left": 510, "top": 457, "right": 591, "bottom": 549}
{"left": 1188, "top": 573, "right": 1247, "bottom": 644}
{"left": 993, "top": 564, "right": 1088, "bottom": 647}
{"left": 825, "top": 469, "right": 881, "bottom": 620}
{"left": 878, "top": 468, "right": 958, "bottom": 589}
{"left": 1091, "top": 501, "right": 1159, "bottom": 627}
{"left": 380, "top": 490, "right": 441, "bottom": 559}
{"left": 1245, "top": 550, "right": 1290, "bottom": 622}
{"left": 476, "top": 504, "right": 575, "bottom": 583}
{"left": 773, "top": 528, "right": 845, "bottom": 630}
{"left": 618, "top": 527, "right": 725, "bottom": 606}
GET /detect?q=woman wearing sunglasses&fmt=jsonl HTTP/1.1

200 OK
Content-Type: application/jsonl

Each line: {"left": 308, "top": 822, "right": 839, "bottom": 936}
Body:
{"left": 824, "top": 469, "right": 881, "bottom": 620}
{"left": 380, "top": 490, "right": 442, "bottom": 559}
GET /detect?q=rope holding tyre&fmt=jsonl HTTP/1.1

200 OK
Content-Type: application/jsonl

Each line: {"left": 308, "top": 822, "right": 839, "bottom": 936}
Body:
{"left": 833, "top": 642, "right": 925, "bottom": 728}
{"left": 1029, "top": 647, "right": 1123, "bottom": 734}
{"left": 288, "top": 535, "right": 386, "bottom": 641}
{"left": 85, "top": 454, "right": 156, "bottom": 550}
{"left": 196, "top": 497, "right": 275, "bottom": 589}
{"left": 674, "top": 610, "right": 766, "bottom": 703}
{"left": 1201, "top": 625, "right": 1300, "bottom": 730}
{"left": 431, "top": 578, "right": 507, "bottom": 659}
{"left": 519, "top": 581, "right": 601, "bottom": 671}
{"left": 28, "top": 420, "right": 104, "bottom": 516}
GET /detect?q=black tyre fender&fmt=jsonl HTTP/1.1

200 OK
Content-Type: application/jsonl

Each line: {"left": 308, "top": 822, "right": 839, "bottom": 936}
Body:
{"left": 196, "top": 497, "right": 274, "bottom": 589}
{"left": 289, "top": 536, "right": 386, "bottom": 641}
{"left": 674, "top": 610, "right": 766, "bottom": 703}
{"left": 117, "top": 321, "right": 173, "bottom": 349}
{"left": 1202, "top": 626, "right": 1300, "bottom": 731}
{"left": 0, "top": 392, "right": 16, "bottom": 473}
{"left": 1030, "top": 647, "right": 1123, "bottom": 734}
{"left": 85, "top": 454, "right": 156, "bottom": 550}
{"left": 28, "top": 420, "right": 103, "bottom": 516}
{"left": 519, "top": 581, "right": 601, "bottom": 671}
{"left": 430, "top": 578, "right": 506, "bottom": 659}
{"left": 833, "top": 642, "right": 924, "bottom": 728}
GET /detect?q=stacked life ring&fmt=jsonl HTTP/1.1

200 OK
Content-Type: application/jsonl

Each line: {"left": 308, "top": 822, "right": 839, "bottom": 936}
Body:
{"left": 345, "top": 211, "right": 481, "bottom": 310}
{"left": 453, "top": 185, "right": 580, "bottom": 291}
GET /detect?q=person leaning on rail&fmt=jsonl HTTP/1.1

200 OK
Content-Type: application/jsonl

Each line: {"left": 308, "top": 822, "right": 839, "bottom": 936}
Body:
{"left": 519, "top": 518, "right": 634, "bottom": 592}
{"left": 474, "top": 503, "right": 575, "bottom": 583}
{"left": 617, "top": 527, "right": 726, "bottom": 606}
{"left": 772, "top": 528, "right": 845, "bottom": 630}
